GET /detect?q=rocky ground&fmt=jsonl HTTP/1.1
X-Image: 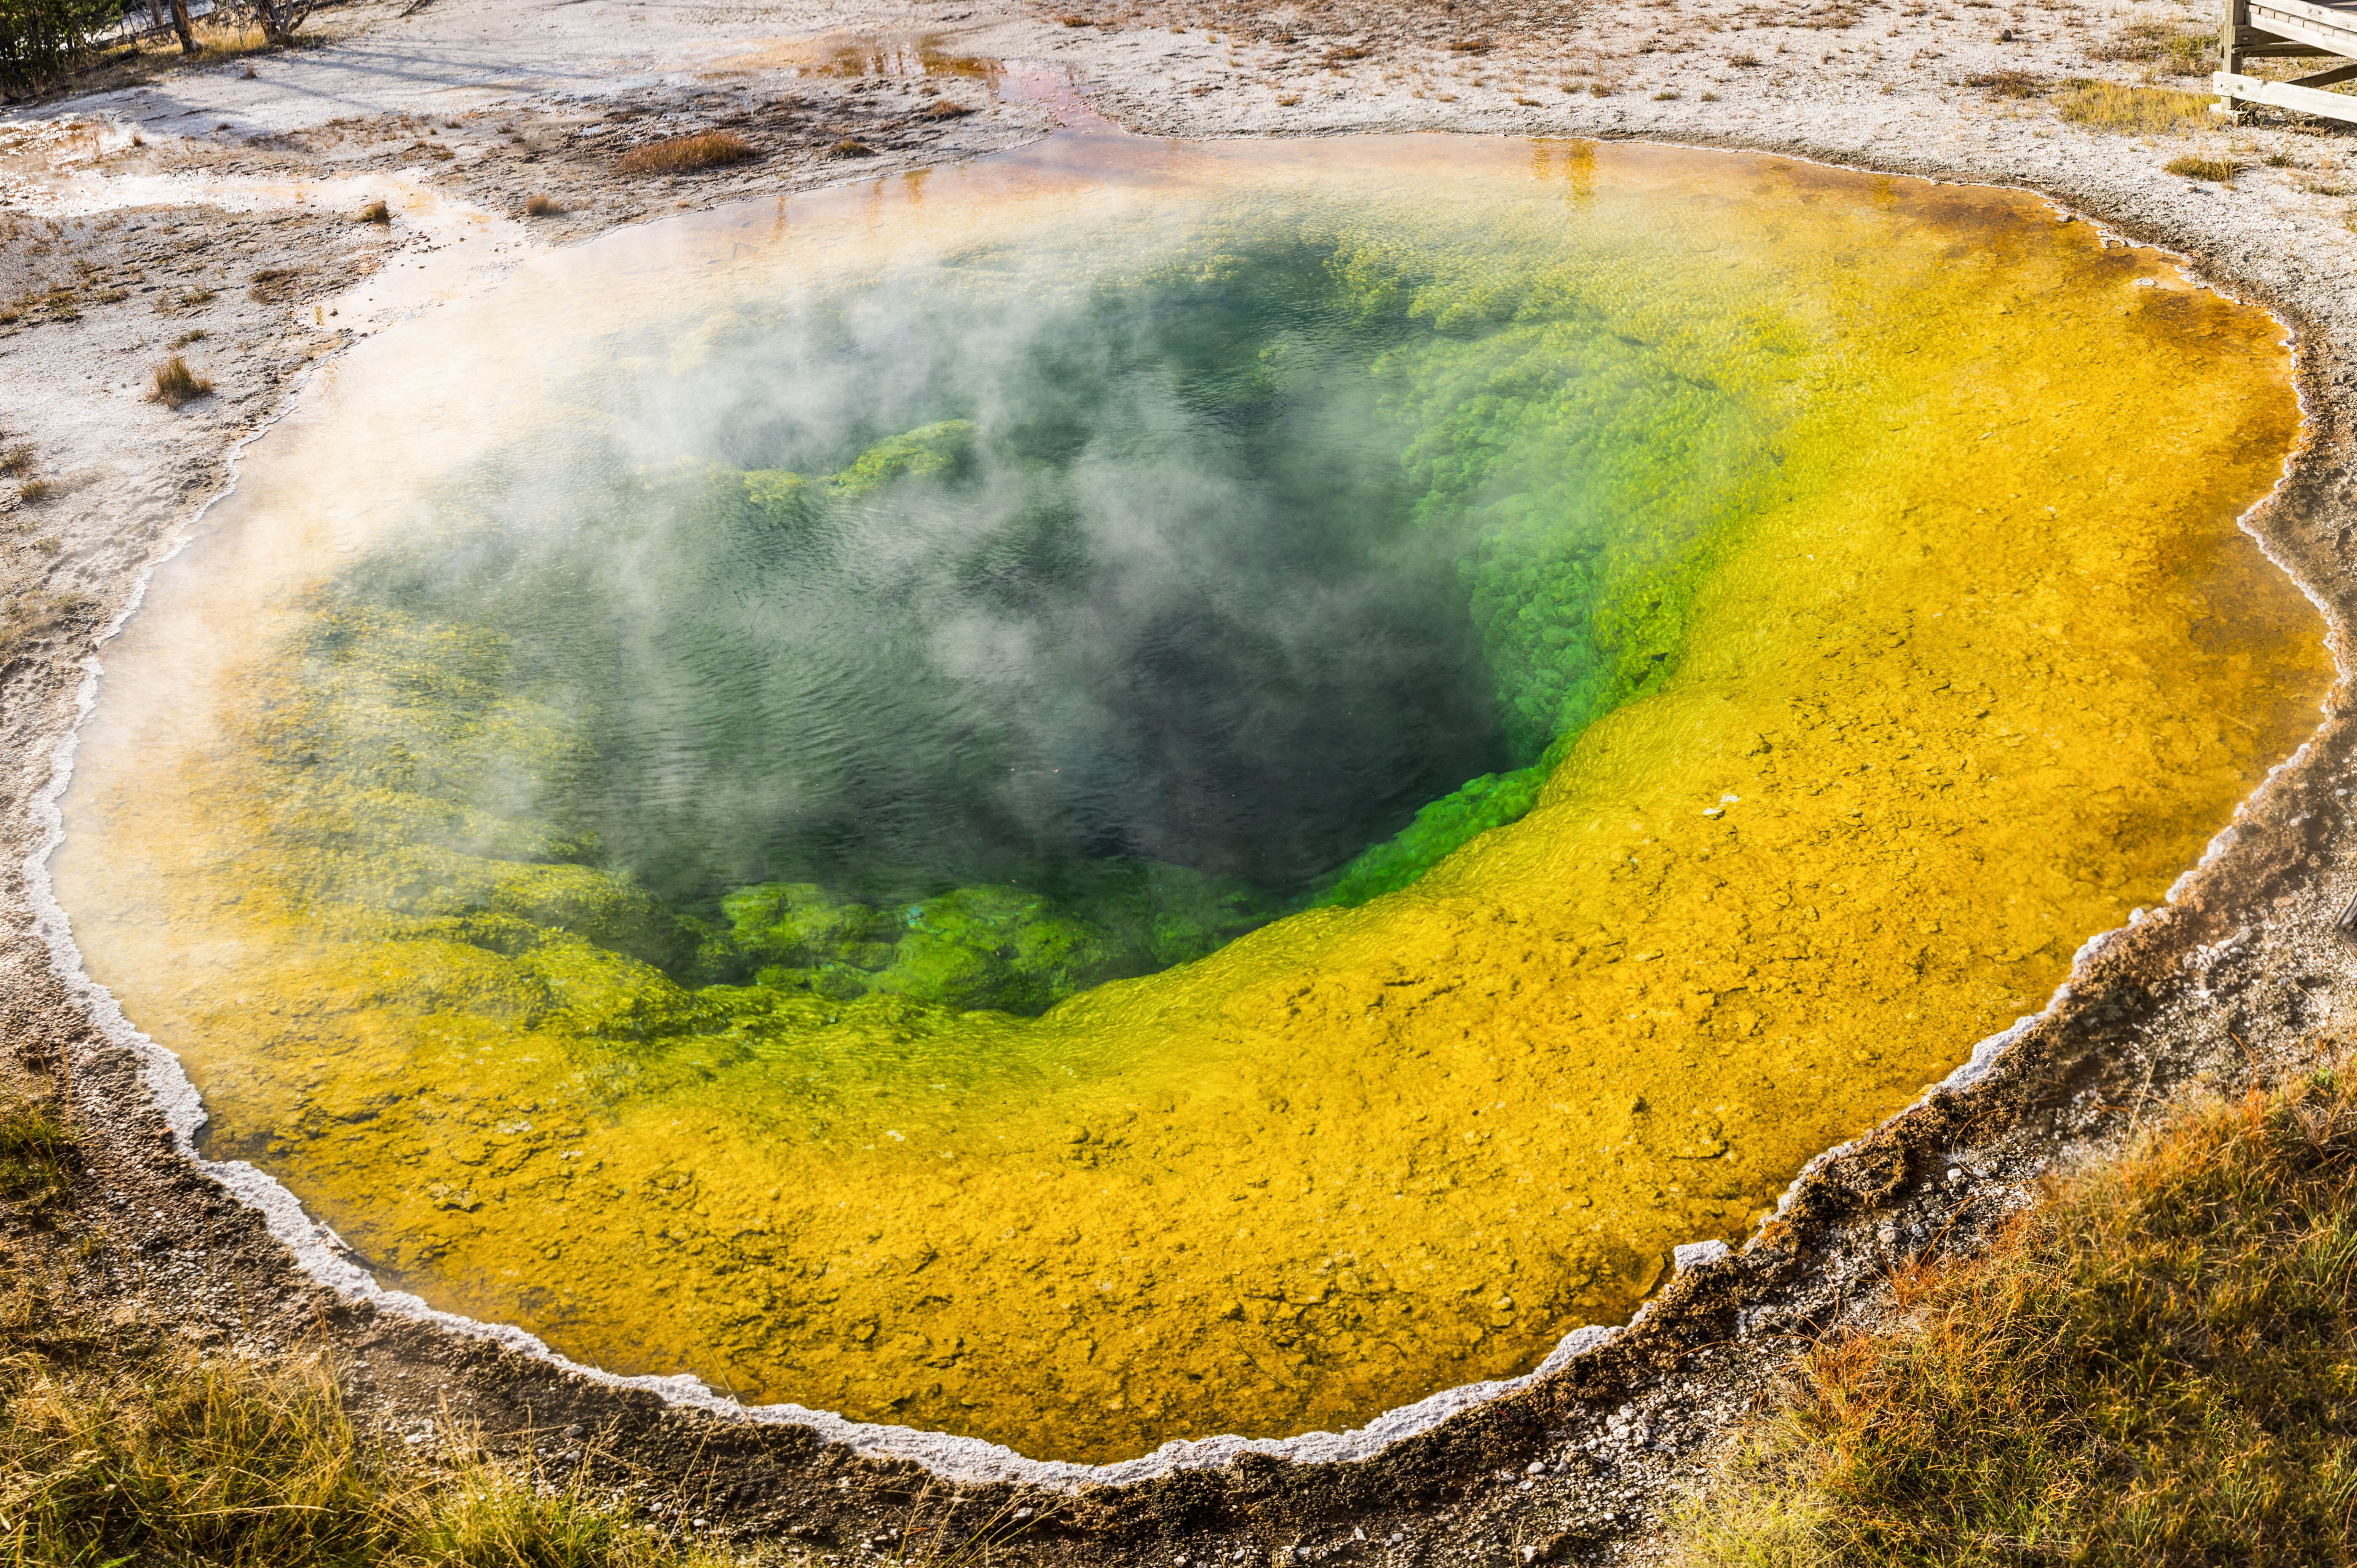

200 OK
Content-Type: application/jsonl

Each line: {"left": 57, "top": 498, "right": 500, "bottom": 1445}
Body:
{"left": 4, "top": 0, "right": 2357, "bottom": 1562}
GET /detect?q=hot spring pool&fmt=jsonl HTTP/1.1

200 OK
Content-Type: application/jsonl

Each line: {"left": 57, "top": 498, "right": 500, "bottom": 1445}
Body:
{"left": 53, "top": 134, "right": 2330, "bottom": 1464}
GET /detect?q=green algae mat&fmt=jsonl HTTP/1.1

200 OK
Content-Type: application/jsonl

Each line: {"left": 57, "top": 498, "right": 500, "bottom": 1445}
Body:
{"left": 54, "top": 136, "right": 2329, "bottom": 1464}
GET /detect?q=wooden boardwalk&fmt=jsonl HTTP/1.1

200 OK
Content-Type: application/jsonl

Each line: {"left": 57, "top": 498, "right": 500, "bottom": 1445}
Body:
{"left": 2216, "top": 0, "right": 2357, "bottom": 123}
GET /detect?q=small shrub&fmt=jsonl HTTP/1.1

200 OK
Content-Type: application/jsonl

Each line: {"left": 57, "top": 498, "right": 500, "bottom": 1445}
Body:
{"left": 0, "top": 0, "right": 115, "bottom": 95}
{"left": 2055, "top": 78, "right": 2212, "bottom": 132}
{"left": 359, "top": 198, "right": 390, "bottom": 224}
{"left": 0, "top": 444, "right": 31, "bottom": 476}
{"left": 2166, "top": 153, "right": 2242, "bottom": 180}
{"left": 1730, "top": 49, "right": 1761, "bottom": 66}
{"left": 1588, "top": 80, "right": 1614, "bottom": 96}
{"left": 921, "top": 98, "right": 974, "bottom": 118}
{"left": 169, "top": 329, "right": 205, "bottom": 348}
{"left": 16, "top": 478, "right": 57, "bottom": 505}
{"left": 1653, "top": 88, "right": 1682, "bottom": 99}
{"left": 2264, "top": 150, "right": 2294, "bottom": 167}
{"left": 0, "top": 1096, "right": 71, "bottom": 1201}
{"left": 826, "top": 138, "right": 875, "bottom": 157}
{"left": 147, "top": 354, "right": 212, "bottom": 409}
{"left": 523, "top": 193, "right": 560, "bottom": 216}
{"left": 1700, "top": 89, "right": 1720, "bottom": 100}
{"left": 410, "top": 140, "right": 455, "bottom": 162}
{"left": 615, "top": 130, "right": 756, "bottom": 175}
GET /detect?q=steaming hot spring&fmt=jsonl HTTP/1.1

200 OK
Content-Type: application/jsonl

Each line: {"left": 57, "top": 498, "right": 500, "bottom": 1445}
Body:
{"left": 53, "top": 135, "right": 2326, "bottom": 1464}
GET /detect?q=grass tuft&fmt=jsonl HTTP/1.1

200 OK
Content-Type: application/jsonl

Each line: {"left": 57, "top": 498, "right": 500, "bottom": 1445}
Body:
{"left": 2054, "top": 78, "right": 2214, "bottom": 132}
{"left": 2091, "top": 18, "right": 2215, "bottom": 75}
{"left": 1670, "top": 1053, "right": 2357, "bottom": 1567}
{"left": 524, "top": 193, "right": 562, "bottom": 217}
{"left": 148, "top": 354, "right": 213, "bottom": 409}
{"left": 826, "top": 138, "right": 875, "bottom": 158}
{"left": 193, "top": 15, "right": 273, "bottom": 58}
{"left": 359, "top": 198, "right": 390, "bottom": 224}
{"left": 1968, "top": 68, "right": 2044, "bottom": 99}
{"left": 0, "top": 1305, "right": 739, "bottom": 1567}
{"left": 0, "top": 1096, "right": 70, "bottom": 1201}
{"left": 0, "top": 1076, "right": 745, "bottom": 1568}
{"left": 616, "top": 131, "right": 756, "bottom": 176}
{"left": 2166, "top": 153, "right": 2242, "bottom": 181}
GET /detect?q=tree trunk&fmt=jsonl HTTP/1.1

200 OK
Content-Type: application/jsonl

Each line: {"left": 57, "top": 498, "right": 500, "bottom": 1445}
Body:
{"left": 256, "top": 0, "right": 306, "bottom": 45}
{"left": 166, "top": 0, "right": 196, "bottom": 54}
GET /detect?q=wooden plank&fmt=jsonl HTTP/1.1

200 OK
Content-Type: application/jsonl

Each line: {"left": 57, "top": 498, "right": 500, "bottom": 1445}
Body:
{"left": 2237, "top": 33, "right": 2346, "bottom": 54}
{"left": 2246, "top": 0, "right": 2357, "bottom": 54}
{"left": 2214, "top": 67, "right": 2357, "bottom": 119}
{"left": 2247, "top": 0, "right": 2357, "bottom": 37}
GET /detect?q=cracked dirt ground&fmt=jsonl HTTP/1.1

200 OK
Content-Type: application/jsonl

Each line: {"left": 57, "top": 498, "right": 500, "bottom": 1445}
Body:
{"left": 6, "top": 0, "right": 2357, "bottom": 1561}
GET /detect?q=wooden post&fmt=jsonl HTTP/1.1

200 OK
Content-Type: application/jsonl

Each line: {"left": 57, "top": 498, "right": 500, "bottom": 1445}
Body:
{"left": 2218, "top": 0, "right": 2248, "bottom": 114}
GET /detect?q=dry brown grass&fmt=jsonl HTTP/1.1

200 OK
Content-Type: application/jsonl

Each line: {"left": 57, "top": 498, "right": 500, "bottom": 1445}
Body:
{"left": 2054, "top": 78, "right": 2213, "bottom": 132}
{"left": 615, "top": 129, "right": 756, "bottom": 175}
{"left": 147, "top": 353, "right": 212, "bottom": 409}
{"left": 2166, "top": 153, "right": 2242, "bottom": 181}
{"left": 0, "top": 1077, "right": 756, "bottom": 1567}
{"left": 192, "top": 14, "right": 272, "bottom": 59}
{"left": 826, "top": 138, "right": 875, "bottom": 158}
{"left": 0, "top": 444, "right": 32, "bottom": 478}
{"left": 1671, "top": 1054, "right": 2357, "bottom": 1567}
{"left": 2091, "top": 18, "right": 2214, "bottom": 75}
{"left": 0, "top": 1094, "right": 71, "bottom": 1201}
{"left": 249, "top": 265, "right": 304, "bottom": 302}
{"left": 1967, "top": 68, "right": 2044, "bottom": 99}
{"left": 16, "top": 478, "right": 59, "bottom": 505}
{"left": 359, "top": 198, "right": 390, "bottom": 224}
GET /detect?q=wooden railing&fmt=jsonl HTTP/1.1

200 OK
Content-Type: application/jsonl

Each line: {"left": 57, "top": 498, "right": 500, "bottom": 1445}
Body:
{"left": 2216, "top": 0, "right": 2357, "bottom": 122}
